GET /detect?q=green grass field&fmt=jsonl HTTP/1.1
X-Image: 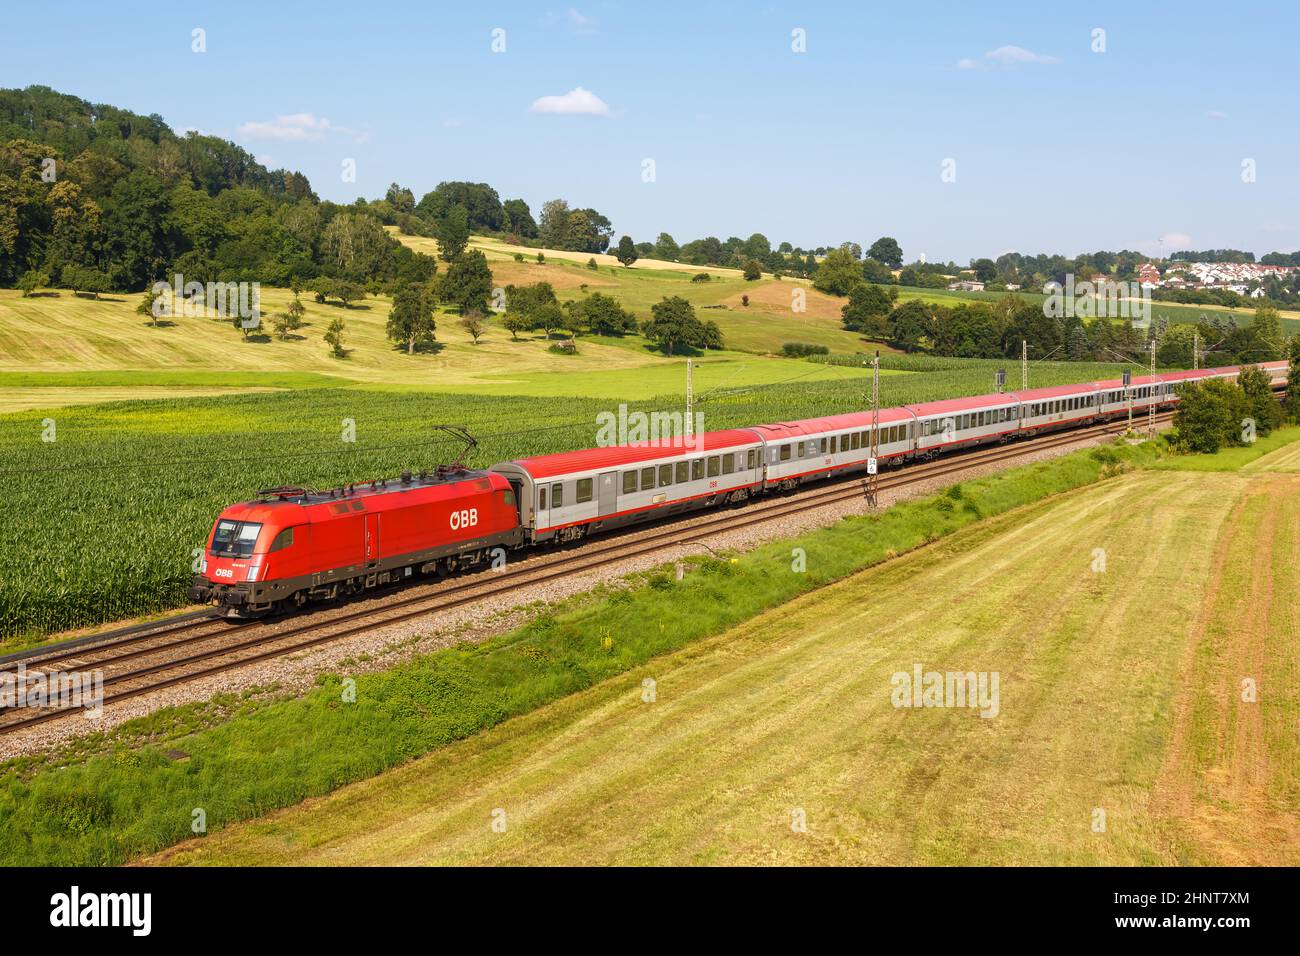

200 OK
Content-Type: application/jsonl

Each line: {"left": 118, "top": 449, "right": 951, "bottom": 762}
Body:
{"left": 150, "top": 446, "right": 1300, "bottom": 866}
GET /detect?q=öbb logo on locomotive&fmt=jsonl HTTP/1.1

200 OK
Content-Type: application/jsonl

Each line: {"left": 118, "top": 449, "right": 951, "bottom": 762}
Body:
{"left": 185, "top": 361, "right": 1288, "bottom": 619}
{"left": 449, "top": 508, "right": 479, "bottom": 530}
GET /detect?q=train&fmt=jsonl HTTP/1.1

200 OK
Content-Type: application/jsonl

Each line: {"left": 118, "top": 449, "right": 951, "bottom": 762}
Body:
{"left": 188, "top": 360, "right": 1289, "bottom": 616}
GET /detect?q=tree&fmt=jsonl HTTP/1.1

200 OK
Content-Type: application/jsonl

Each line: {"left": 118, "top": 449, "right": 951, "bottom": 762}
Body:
{"left": 641, "top": 296, "right": 722, "bottom": 355}
{"left": 811, "top": 246, "right": 865, "bottom": 296}
{"left": 1238, "top": 364, "right": 1282, "bottom": 436}
{"left": 505, "top": 281, "right": 558, "bottom": 321}
{"left": 1066, "top": 323, "right": 1091, "bottom": 362}
{"left": 18, "top": 269, "right": 48, "bottom": 297}
{"left": 137, "top": 286, "right": 162, "bottom": 326}
{"left": 460, "top": 312, "right": 486, "bottom": 344}
{"left": 324, "top": 317, "right": 347, "bottom": 358}
{"left": 888, "top": 299, "right": 932, "bottom": 351}
{"left": 1287, "top": 336, "right": 1300, "bottom": 422}
{"left": 861, "top": 259, "right": 894, "bottom": 284}
{"left": 567, "top": 292, "right": 636, "bottom": 336}
{"left": 385, "top": 183, "right": 415, "bottom": 214}
{"left": 616, "top": 235, "right": 638, "bottom": 267}
{"left": 415, "top": 181, "right": 504, "bottom": 231}
{"left": 320, "top": 212, "right": 393, "bottom": 281}
{"left": 1173, "top": 379, "right": 1248, "bottom": 453}
{"left": 502, "top": 198, "right": 538, "bottom": 238}
{"left": 386, "top": 283, "right": 436, "bottom": 354}
{"left": 502, "top": 313, "right": 532, "bottom": 341}
{"left": 538, "top": 199, "right": 571, "bottom": 249}
{"left": 841, "top": 283, "right": 896, "bottom": 335}
{"left": 971, "top": 258, "right": 997, "bottom": 283}
{"left": 653, "top": 232, "right": 680, "bottom": 261}
{"left": 334, "top": 281, "right": 366, "bottom": 308}
{"left": 439, "top": 249, "right": 493, "bottom": 314}
{"left": 1248, "top": 304, "right": 1285, "bottom": 359}
{"left": 435, "top": 204, "right": 471, "bottom": 263}
{"left": 866, "top": 237, "right": 904, "bottom": 269}
{"left": 743, "top": 259, "right": 762, "bottom": 281}
{"left": 531, "top": 303, "right": 565, "bottom": 340}
{"left": 65, "top": 266, "right": 110, "bottom": 299}
{"left": 272, "top": 296, "right": 305, "bottom": 340}
{"left": 231, "top": 308, "right": 255, "bottom": 339}
{"left": 587, "top": 257, "right": 598, "bottom": 270}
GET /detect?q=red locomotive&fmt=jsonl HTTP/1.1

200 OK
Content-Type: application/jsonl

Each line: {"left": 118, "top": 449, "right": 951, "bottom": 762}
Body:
{"left": 188, "top": 467, "right": 522, "bottom": 616}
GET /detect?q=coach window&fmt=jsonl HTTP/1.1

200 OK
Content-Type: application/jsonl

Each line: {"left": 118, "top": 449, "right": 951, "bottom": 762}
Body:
{"left": 539, "top": 487, "right": 547, "bottom": 510}
{"left": 779, "top": 444, "right": 792, "bottom": 462}
{"left": 676, "top": 461, "right": 689, "bottom": 483}
{"left": 829, "top": 435, "right": 837, "bottom": 453}
{"left": 723, "top": 453, "right": 735, "bottom": 474}
{"left": 692, "top": 459, "right": 705, "bottom": 481}
{"left": 551, "top": 483, "right": 563, "bottom": 508}
{"left": 269, "top": 527, "right": 295, "bottom": 552}
{"left": 847, "top": 432, "right": 857, "bottom": 450}
{"left": 623, "top": 471, "right": 637, "bottom": 494}
{"left": 707, "top": 456, "right": 721, "bottom": 477}
{"left": 641, "top": 466, "right": 655, "bottom": 490}
{"left": 659, "top": 464, "right": 673, "bottom": 487}
{"left": 576, "top": 478, "right": 593, "bottom": 503}
{"left": 746, "top": 449, "right": 757, "bottom": 469}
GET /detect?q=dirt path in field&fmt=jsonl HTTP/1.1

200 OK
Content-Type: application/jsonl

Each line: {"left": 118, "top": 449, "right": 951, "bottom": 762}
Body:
{"left": 1152, "top": 473, "right": 1300, "bottom": 864}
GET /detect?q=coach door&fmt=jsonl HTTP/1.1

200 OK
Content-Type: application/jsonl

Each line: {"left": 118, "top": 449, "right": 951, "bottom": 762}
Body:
{"left": 363, "top": 513, "right": 380, "bottom": 566}
{"left": 598, "top": 471, "right": 618, "bottom": 517}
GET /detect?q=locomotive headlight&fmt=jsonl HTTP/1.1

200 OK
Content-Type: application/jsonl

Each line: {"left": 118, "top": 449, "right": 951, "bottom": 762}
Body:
{"left": 200, "top": 558, "right": 208, "bottom": 574}
{"left": 246, "top": 557, "right": 263, "bottom": 582}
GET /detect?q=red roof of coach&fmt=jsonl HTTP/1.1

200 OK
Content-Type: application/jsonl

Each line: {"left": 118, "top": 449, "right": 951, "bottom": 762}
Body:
{"left": 906, "top": 392, "right": 1020, "bottom": 416}
{"left": 507, "top": 428, "right": 762, "bottom": 479}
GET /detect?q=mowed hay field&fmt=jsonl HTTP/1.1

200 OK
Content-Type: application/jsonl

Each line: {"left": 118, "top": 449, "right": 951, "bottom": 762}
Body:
{"left": 155, "top": 459, "right": 1300, "bottom": 866}
{"left": 0, "top": 285, "right": 877, "bottom": 412}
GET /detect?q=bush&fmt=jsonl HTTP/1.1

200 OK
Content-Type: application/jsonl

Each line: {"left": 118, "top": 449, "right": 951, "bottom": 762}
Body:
{"left": 1172, "top": 378, "right": 1251, "bottom": 453}
{"left": 781, "top": 342, "right": 830, "bottom": 358}
{"left": 691, "top": 273, "right": 711, "bottom": 283}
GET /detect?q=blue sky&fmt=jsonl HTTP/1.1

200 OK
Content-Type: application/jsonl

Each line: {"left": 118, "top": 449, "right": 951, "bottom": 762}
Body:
{"left": 4, "top": 1, "right": 1298, "bottom": 263}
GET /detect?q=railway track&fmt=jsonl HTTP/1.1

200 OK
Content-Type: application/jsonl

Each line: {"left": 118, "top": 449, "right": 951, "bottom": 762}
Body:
{"left": 0, "top": 411, "right": 1171, "bottom": 736}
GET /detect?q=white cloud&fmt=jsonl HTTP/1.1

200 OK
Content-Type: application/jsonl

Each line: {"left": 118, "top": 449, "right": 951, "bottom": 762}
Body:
{"left": 238, "top": 113, "right": 367, "bottom": 143}
{"left": 239, "top": 113, "right": 330, "bottom": 142}
{"left": 567, "top": 8, "right": 596, "bottom": 33}
{"left": 986, "top": 45, "right": 1062, "bottom": 65}
{"left": 530, "top": 86, "right": 611, "bottom": 116}
{"left": 1206, "top": 109, "right": 1228, "bottom": 120}
{"left": 957, "top": 45, "right": 1062, "bottom": 69}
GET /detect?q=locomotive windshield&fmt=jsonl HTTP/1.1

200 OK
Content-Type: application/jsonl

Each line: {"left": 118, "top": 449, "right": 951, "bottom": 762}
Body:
{"left": 210, "top": 520, "right": 263, "bottom": 558}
